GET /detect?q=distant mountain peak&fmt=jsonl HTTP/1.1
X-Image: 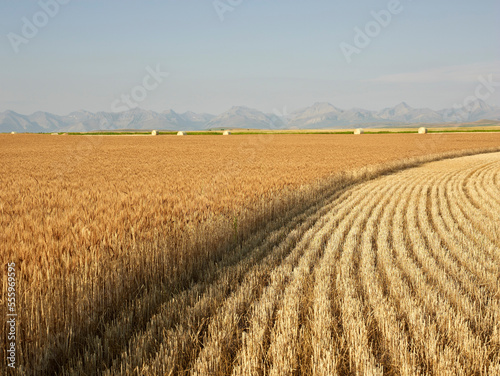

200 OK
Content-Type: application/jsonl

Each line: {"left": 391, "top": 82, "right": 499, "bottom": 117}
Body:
{"left": 162, "top": 109, "right": 179, "bottom": 115}
{"left": 291, "top": 102, "right": 343, "bottom": 121}
{"left": 228, "top": 105, "right": 256, "bottom": 112}
{"left": 206, "top": 106, "right": 285, "bottom": 130}
{"left": 4, "top": 110, "right": 20, "bottom": 115}
{"left": 395, "top": 101, "right": 411, "bottom": 109}
{"left": 2, "top": 101, "right": 500, "bottom": 133}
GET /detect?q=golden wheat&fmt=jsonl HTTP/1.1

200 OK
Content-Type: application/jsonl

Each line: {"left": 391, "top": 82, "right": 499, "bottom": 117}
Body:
{"left": 1, "top": 134, "right": 500, "bottom": 374}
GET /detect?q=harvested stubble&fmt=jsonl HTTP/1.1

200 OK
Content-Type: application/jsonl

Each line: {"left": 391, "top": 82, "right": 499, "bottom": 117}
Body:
{"left": 1, "top": 133, "right": 500, "bottom": 375}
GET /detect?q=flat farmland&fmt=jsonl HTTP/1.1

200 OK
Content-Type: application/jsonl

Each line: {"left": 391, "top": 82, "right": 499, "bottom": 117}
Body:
{"left": 1, "top": 133, "right": 500, "bottom": 375}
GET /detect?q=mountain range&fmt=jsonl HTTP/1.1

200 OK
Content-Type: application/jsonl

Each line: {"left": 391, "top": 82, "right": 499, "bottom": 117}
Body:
{"left": 2, "top": 100, "right": 500, "bottom": 133}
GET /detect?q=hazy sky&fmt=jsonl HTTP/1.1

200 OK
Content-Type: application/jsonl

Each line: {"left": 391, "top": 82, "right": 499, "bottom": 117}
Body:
{"left": 1, "top": 0, "right": 499, "bottom": 115}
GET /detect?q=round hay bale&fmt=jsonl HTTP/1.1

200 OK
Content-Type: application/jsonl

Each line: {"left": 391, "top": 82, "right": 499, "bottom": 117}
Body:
{"left": 51, "top": 133, "right": 58, "bottom": 135}
{"left": 354, "top": 128, "right": 364, "bottom": 135}
{"left": 223, "top": 131, "right": 231, "bottom": 136}
{"left": 177, "top": 131, "right": 186, "bottom": 136}
{"left": 10, "top": 131, "right": 16, "bottom": 134}
{"left": 418, "top": 127, "right": 427, "bottom": 134}
{"left": 151, "top": 130, "right": 158, "bottom": 136}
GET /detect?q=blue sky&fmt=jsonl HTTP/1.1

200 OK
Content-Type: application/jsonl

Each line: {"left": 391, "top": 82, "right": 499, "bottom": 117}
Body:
{"left": 1, "top": 0, "right": 499, "bottom": 115}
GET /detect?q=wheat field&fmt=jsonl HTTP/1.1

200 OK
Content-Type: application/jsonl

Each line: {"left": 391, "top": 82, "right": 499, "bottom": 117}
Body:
{"left": 1, "top": 134, "right": 500, "bottom": 375}
{"left": 98, "top": 151, "right": 499, "bottom": 376}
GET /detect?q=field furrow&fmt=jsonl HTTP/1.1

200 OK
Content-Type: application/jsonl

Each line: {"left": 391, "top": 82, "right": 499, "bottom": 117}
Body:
{"left": 479, "top": 164, "right": 500, "bottom": 206}
{"left": 374, "top": 176, "right": 427, "bottom": 375}
{"left": 233, "top": 176, "right": 382, "bottom": 375}
{"left": 469, "top": 162, "right": 500, "bottom": 211}
{"left": 306, "top": 183, "right": 396, "bottom": 375}
{"left": 463, "top": 161, "right": 500, "bottom": 219}
{"left": 358, "top": 178, "right": 420, "bottom": 375}
{"left": 438, "top": 171, "right": 499, "bottom": 272}
{"left": 452, "top": 166, "right": 499, "bottom": 245}
{"left": 421, "top": 177, "right": 492, "bottom": 310}
{"left": 443, "top": 171, "right": 500, "bottom": 265}
{"left": 334, "top": 182, "right": 392, "bottom": 375}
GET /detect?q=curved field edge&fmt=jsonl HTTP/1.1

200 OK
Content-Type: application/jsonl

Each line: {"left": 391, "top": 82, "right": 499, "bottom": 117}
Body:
{"left": 1, "top": 145, "right": 500, "bottom": 375}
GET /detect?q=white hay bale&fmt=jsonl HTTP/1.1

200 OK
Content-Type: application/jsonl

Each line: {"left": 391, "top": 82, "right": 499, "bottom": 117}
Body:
{"left": 51, "top": 133, "right": 58, "bottom": 135}
{"left": 418, "top": 127, "right": 427, "bottom": 134}
{"left": 10, "top": 131, "right": 16, "bottom": 134}
{"left": 177, "top": 131, "right": 186, "bottom": 136}
{"left": 223, "top": 131, "right": 231, "bottom": 136}
{"left": 151, "top": 130, "right": 158, "bottom": 136}
{"left": 354, "top": 128, "right": 364, "bottom": 135}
